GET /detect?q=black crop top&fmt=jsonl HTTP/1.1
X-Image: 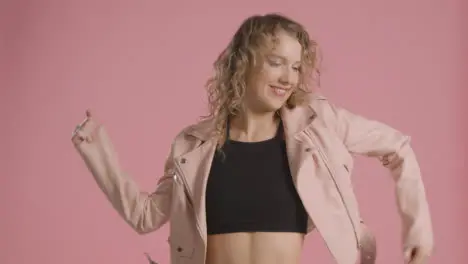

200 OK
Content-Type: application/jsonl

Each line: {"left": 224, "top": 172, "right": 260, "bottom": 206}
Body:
{"left": 205, "top": 121, "right": 309, "bottom": 235}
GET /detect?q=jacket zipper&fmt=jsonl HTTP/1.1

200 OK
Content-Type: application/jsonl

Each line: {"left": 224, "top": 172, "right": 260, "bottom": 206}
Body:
{"left": 306, "top": 133, "right": 361, "bottom": 249}
{"left": 171, "top": 165, "right": 195, "bottom": 208}
{"left": 173, "top": 163, "right": 203, "bottom": 238}
{"left": 318, "top": 149, "right": 360, "bottom": 249}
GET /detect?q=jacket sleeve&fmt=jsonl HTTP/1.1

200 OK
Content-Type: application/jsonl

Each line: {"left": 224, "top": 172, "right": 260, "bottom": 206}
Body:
{"left": 325, "top": 101, "right": 434, "bottom": 253}
{"left": 75, "top": 125, "right": 176, "bottom": 234}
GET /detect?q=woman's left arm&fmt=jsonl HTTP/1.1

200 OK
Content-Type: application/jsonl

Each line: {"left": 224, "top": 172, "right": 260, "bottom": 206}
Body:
{"left": 326, "top": 101, "right": 434, "bottom": 261}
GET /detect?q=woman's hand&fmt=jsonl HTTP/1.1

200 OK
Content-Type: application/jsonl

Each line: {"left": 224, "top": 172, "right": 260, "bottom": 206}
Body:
{"left": 359, "top": 222, "right": 376, "bottom": 264}
{"left": 404, "top": 245, "right": 431, "bottom": 264}
{"left": 71, "top": 109, "right": 100, "bottom": 148}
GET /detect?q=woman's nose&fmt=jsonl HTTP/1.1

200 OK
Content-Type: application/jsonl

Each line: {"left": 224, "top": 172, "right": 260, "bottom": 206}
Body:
{"left": 279, "top": 69, "right": 293, "bottom": 85}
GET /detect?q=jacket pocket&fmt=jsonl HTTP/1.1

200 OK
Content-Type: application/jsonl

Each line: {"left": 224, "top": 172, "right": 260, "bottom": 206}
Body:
{"left": 168, "top": 235, "right": 195, "bottom": 259}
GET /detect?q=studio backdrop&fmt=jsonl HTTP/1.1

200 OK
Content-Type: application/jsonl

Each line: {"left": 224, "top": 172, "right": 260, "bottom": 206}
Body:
{"left": 1, "top": 0, "right": 467, "bottom": 263}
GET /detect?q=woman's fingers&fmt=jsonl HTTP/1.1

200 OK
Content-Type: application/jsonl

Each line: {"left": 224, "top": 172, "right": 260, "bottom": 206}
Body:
{"left": 72, "top": 130, "right": 87, "bottom": 146}
{"left": 71, "top": 131, "right": 84, "bottom": 145}
{"left": 85, "top": 109, "right": 93, "bottom": 119}
{"left": 72, "top": 109, "right": 97, "bottom": 145}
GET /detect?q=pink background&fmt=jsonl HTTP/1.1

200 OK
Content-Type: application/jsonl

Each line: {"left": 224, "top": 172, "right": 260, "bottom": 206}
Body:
{"left": 1, "top": 0, "right": 466, "bottom": 263}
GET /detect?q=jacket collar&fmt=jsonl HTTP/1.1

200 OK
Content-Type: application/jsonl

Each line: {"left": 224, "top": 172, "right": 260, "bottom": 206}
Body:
{"left": 184, "top": 94, "right": 326, "bottom": 141}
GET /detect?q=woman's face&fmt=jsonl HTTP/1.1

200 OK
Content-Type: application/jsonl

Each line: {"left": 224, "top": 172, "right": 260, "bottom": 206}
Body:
{"left": 244, "top": 30, "right": 302, "bottom": 114}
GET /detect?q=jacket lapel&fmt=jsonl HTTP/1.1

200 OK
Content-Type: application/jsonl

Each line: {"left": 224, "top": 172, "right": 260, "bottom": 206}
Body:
{"left": 173, "top": 119, "right": 217, "bottom": 243}
{"left": 280, "top": 102, "right": 317, "bottom": 181}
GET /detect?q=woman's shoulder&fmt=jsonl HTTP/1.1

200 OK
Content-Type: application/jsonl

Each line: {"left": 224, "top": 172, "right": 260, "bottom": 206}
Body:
{"left": 306, "top": 92, "right": 335, "bottom": 111}
{"left": 167, "top": 117, "right": 216, "bottom": 157}
{"left": 178, "top": 117, "right": 216, "bottom": 141}
{"left": 294, "top": 92, "right": 340, "bottom": 124}
{"left": 304, "top": 92, "right": 360, "bottom": 125}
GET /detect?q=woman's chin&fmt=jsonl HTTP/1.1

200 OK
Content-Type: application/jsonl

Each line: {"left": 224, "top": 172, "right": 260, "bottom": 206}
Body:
{"left": 259, "top": 99, "right": 287, "bottom": 113}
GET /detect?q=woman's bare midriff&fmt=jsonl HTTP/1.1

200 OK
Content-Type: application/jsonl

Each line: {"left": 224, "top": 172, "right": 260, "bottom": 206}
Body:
{"left": 206, "top": 232, "right": 305, "bottom": 264}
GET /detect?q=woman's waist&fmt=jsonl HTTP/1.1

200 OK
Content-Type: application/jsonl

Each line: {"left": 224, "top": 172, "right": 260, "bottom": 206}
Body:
{"left": 206, "top": 231, "right": 305, "bottom": 264}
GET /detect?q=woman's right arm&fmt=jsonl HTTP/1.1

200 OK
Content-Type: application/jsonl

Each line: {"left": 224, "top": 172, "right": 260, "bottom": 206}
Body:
{"left": 71, "top": 110, "right": 175, "bottom": 234}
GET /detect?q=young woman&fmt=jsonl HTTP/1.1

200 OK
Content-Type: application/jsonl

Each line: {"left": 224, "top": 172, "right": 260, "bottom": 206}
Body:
{"left": 71, "top": 13, "right": 433, "bottom": 264}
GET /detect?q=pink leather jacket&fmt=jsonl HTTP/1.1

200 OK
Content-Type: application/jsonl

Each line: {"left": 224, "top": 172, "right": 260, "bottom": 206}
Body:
{"left": 75, "top": 95, "right": 433, "bottom": 264}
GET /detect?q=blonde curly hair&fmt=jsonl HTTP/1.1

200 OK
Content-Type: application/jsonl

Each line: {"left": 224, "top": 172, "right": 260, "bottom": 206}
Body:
{"left": 204, "top": 13, "right": 321, "bottom": 149}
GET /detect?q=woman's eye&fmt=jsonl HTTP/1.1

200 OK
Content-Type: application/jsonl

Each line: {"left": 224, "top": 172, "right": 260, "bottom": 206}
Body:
{"left": 268, "top": 60, "right": 282, "bottom": 66}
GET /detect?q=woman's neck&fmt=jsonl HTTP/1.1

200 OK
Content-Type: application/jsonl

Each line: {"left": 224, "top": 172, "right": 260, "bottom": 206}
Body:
{"left": 229, "top": 110, "right": 280, "bottom": 143}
